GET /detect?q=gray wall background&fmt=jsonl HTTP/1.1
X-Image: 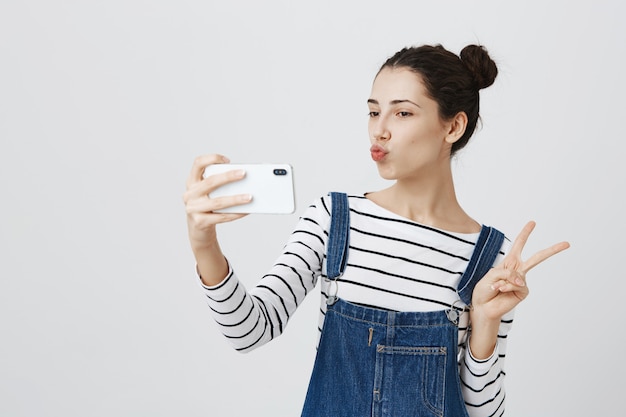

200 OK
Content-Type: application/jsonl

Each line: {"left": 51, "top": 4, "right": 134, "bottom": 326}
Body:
{"left": 1, "top": 1, "right": 624, "bottom": 416}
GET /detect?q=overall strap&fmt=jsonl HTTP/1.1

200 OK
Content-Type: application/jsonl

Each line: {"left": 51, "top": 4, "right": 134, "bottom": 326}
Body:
{"left": 457, "top": 226, "right": 505, "bottom": 306}
{"left": 326, "top": 192, "right": 350, "bottom": 280}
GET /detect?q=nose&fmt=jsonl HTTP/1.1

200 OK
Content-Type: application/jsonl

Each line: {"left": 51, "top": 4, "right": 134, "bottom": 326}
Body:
{"left": 371, "top": 117, "right": 390, "bottom": 142}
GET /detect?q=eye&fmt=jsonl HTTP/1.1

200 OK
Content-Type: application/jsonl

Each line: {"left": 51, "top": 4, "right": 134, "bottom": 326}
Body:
{"left": 397, "top": 111, "right": 412, "bottom": 118}
{"left": 368, "top": 111, "right": 379, "bottom": 118}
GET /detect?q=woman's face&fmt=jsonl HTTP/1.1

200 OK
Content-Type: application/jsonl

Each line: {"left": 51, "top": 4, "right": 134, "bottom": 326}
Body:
{"left": 368, "top": 67, "right": 453, "bottom": 181}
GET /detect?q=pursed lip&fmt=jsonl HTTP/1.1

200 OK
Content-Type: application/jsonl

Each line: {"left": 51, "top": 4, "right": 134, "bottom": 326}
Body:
{"left": 370, "top": 144, "right": 388, "bottom": 161}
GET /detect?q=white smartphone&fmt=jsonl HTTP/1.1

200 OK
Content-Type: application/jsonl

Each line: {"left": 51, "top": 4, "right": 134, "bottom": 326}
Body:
{"left": 203, "top": 163, "right": 296, "bottom": 214}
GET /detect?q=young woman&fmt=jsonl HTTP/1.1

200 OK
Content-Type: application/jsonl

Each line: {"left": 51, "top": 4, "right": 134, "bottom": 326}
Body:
{"left": 183, "top": 44, "right": 569, "bottom": 417}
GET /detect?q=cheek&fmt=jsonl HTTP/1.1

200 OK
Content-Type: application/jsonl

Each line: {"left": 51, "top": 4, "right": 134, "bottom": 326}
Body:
{"left": 404, "top": 130, "right": 423, "bottom": 148}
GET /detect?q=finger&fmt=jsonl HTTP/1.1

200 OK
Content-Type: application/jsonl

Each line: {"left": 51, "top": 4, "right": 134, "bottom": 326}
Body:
{"left": 482, "top": 268, "right": 522, "bottom": 291}
{"left": 186, "top": 192, "right": 252, "bottom": 215}
{"left": 197, "top": 211, "right": 249, "bottom": 225}
{"left": 508, "top": 221, "right": 536, "bottom": 259}
{"left": 186, "top": 154, "right": 230, "bottom": 189}
{"left": 209, "top": 194, "right": 253, "bottom": 213}
{"left": 492, "top": 280, "right": 529, "bottom": 299}
{"left": 184, "top": 168, "right": 245, "bottom": 204}
{"left": 521, "top": 241, "right": 570, "bottom": 273}
{"left": 202, "top": 168, "right": 246, "bottom": 192}
{"left": 488, "top": 269, "right": 525, "bottom": 290}
{"left": 216, "top": 212, "right": 249, "bottom": 223}
{"left": 186, "top": 198, "right": 250, "bottom": 228}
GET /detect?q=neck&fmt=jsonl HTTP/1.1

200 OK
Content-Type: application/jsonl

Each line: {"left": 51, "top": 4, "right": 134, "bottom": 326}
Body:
{"left": 394, "top": 164, "right": 458, "bottom": 218}
{"left": 369, "top": 163, "right": 480, "bottom": 233}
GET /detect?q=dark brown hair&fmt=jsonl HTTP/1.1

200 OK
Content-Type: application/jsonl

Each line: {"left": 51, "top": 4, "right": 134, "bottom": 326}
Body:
{"left": 379, "top": 44, "right": 498, "bottom": 156}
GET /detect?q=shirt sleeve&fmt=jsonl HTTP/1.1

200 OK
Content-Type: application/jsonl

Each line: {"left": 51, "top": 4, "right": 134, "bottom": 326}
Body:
{"left": 459, "top": 310, "right": 514, "bottom": 417}
{"left": 197, "top": 196, "right": 331, "bottom": 353}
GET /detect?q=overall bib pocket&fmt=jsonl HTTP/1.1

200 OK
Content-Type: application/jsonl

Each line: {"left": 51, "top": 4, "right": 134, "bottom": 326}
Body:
{"left": 374, "top": 344, "right": 447, "bottom": 417}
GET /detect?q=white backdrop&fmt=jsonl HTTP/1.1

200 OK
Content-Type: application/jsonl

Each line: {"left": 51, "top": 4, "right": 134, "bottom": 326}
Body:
{"left": 1, "top": 1, "right": 624, "bottom": 416}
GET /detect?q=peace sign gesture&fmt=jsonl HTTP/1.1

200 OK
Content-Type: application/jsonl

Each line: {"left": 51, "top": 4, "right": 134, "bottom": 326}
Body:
{"left": 471, "top": 221, "right": 571, "bottom": 321}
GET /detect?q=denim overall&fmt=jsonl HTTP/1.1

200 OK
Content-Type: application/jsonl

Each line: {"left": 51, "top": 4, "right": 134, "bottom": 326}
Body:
{"left": 301, "top": 192, "right": 504, "bottom": 417}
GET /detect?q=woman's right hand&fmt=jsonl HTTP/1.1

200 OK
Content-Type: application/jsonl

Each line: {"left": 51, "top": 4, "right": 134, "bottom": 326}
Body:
{"left": 183, "top": 154, "right": 251, "bottom": 251}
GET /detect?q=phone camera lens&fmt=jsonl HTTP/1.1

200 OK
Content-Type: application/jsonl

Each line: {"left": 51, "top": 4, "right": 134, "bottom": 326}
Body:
{"left": 273, "top": 169, "right": 287, "bottom": 176}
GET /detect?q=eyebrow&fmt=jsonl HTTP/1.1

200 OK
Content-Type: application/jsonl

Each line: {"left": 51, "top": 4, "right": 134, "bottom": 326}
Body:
{"left": 367, "top": 99, "right": 421, "bottom": 108}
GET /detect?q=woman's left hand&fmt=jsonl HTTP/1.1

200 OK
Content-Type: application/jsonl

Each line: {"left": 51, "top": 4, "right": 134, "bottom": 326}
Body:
{"left": 471, "top": 221, "right": 570, "bottom": 321}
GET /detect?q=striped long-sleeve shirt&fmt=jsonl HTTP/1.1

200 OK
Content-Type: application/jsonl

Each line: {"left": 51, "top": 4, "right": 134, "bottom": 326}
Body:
{"left": 201, "top": 193, "right": 514, "bottom": 417}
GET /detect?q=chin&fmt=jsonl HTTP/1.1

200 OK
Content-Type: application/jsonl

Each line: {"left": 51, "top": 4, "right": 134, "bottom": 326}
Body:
{"left": 376, "top": 166, "right": 397, "bottom": 181}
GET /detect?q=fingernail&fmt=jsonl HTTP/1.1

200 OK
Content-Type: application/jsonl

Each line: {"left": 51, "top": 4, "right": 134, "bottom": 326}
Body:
{"left": 222, "top": 155, "right": 230, "bottom": 163}
{"left": 241, "top": 194, "right": 252, "bottom": 202}
{"left": 516, "top": 278, "right": 525, "bottom": 286}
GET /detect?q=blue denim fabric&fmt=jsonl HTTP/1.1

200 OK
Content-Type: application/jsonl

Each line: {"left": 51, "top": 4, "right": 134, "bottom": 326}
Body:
{"left": 457, "top": 226, "right": 504, "bottom": 306}
{"left": 301, "top": 300, "right": 466, "bottom": 417}
{"left": 301, "top": 193, "right": 503, "bottom": 417}
{"left": 326, "top": 191, "right": 351, "bottom": 281}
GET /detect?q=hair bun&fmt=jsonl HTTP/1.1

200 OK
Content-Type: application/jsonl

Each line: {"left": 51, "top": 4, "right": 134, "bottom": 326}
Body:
{"left": 460, "top": 45, "right": 498, "bottom": 90}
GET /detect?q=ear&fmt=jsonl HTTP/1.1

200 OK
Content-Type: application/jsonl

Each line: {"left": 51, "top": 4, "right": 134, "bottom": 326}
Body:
{"left": 444, "top": 112, "right": 468, "bottom": 144}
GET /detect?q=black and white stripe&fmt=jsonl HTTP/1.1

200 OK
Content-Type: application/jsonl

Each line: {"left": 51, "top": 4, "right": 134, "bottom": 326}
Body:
{"left": 200, "top": 193, "right": 513, "bottom": 417}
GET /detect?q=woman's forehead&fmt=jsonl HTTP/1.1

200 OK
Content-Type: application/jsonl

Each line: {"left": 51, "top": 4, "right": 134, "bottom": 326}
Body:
{"left": 370, "top": 67, "right": 428, "bottom": 101}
